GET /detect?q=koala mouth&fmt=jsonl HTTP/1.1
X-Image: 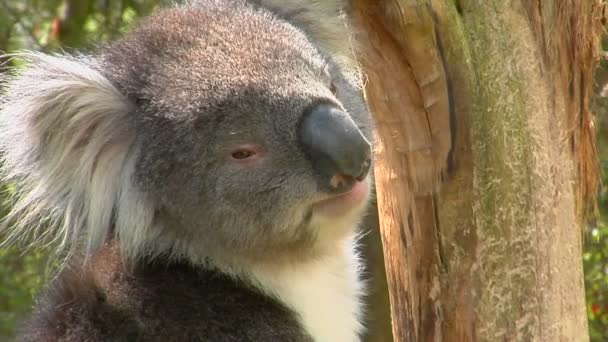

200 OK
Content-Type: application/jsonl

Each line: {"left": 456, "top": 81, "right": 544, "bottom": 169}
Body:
{"left": 312, "top": 179, "right": 369, "bottom": 217}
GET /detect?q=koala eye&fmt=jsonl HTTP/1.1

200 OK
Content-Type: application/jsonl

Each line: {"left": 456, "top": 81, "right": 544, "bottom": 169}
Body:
{"left": 231, "top": 150, "right": 256, "bottom": 159}
{"left": 229, "top": 144, "right": 264, "bottom": 162}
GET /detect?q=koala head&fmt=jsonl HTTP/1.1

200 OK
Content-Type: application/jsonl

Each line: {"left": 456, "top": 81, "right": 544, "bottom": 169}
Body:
{"left": 0, "top": 0, "right": 372, "bottom": 267}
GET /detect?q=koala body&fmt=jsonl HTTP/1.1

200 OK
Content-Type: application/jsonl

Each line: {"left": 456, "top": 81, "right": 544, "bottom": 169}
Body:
{"left": 0, "top": 1, "right": 373, "bottom": 341}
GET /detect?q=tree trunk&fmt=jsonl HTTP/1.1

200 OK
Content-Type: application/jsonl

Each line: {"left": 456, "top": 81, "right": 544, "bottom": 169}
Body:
{"left": 352, "top": 1, "right": 602, "bottom": 341}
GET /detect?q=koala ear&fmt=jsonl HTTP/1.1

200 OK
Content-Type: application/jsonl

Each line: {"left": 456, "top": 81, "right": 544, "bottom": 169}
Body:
{"left": 0, "top": 52, "right": 152, "bottom": 260}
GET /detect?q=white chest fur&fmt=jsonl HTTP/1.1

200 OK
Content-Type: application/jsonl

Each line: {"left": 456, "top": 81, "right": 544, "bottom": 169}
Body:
{"left": 249, "top": 238, "right": 364, "bottom": 342}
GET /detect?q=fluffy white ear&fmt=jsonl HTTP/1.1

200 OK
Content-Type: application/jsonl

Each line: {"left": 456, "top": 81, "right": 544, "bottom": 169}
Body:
{"left": 0, "top": 52, "right": 152, "bottom": 261}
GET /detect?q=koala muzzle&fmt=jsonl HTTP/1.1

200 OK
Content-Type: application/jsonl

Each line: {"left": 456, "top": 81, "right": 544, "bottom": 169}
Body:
{"left": 299, "top": 104, "right": 372, "bottom": 192}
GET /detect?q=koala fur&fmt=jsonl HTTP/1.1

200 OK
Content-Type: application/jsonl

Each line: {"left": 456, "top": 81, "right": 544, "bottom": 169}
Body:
{"left": 0, "top": 1, "right": 373, "bottom": 341}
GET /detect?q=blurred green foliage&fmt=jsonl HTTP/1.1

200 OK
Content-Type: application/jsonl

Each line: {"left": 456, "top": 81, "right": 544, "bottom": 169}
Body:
{"left": 586, "top": 63, "right": 608, "bottom": 340}
{"left": 0, "top": 247, "right": 49, "bottom": 337}
{"left": 0, "top": 0, "right": 607, "bottom": 341}
{"left": 0, "top": 0, "right": 164, "bottom": 53}
{"left": 584, "top": 203, "right": 608, "bottom": 341}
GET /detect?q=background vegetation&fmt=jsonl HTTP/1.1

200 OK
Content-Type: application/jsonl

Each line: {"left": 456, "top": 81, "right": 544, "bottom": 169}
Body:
{"left": 586, "top": 40, "right": 608, "bottom": 340}
{"left": 0, "top": 0, "right": 606, "bottom": 340}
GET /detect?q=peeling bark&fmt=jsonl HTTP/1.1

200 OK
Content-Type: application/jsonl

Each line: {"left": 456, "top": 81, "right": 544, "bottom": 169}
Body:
{"left": 352, "top": 0, "right": 602, "bottom": 341}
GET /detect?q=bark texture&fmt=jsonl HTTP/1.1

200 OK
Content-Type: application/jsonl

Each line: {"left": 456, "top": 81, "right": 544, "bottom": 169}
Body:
{"left": 351, "top": 0, "right": 602, "bottom": 341}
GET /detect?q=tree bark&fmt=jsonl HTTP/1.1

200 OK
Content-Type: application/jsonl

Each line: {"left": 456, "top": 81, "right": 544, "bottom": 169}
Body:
{"left": 352, "top": 0, "right": 602, "bottom": 341}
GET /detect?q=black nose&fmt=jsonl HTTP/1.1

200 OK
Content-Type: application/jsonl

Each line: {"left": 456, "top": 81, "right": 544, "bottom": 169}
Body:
{"left": 298, "top": 104, "right": 372, "bottom": 191}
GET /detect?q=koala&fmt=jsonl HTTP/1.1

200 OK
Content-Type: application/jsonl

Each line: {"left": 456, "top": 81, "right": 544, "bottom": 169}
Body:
{"left": 0, "top": 0, "right": 374, "bottom": 341}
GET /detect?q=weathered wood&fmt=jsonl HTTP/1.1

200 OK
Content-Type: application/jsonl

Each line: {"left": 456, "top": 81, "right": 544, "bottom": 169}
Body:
{"left": 352, "top": 0, "right": 601, "bottom": 340}
{"left": 351, "top": 1, "right": 451, "bottom": 340}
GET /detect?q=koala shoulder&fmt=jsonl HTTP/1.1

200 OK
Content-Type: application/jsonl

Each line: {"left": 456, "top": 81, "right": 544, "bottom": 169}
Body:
{"left": 19, "top": 244, "right": 313, "bottom": 342}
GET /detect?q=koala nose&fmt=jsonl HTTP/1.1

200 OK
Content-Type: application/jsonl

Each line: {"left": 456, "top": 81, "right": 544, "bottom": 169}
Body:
{"left": 298, "top": 104, "right": 372, "bottom": 191}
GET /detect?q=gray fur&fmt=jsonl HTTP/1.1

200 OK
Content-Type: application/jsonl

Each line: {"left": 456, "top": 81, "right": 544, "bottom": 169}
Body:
{"left": 0, "top": 0, "right": 373, "bottom": 340}
{"left": 0, "top": 0, "right": 371, "bottom": 266}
